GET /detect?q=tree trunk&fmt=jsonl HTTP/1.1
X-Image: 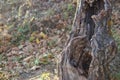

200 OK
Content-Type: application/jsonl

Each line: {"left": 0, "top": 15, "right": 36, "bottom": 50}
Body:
{"left": 59, "top": 0, "right": 118, "bottom": 80}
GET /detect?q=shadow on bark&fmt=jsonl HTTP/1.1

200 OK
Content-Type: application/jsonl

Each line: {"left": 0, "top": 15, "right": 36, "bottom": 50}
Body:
{"left": 59, "top": 0, "right": 118, "bottom": 80}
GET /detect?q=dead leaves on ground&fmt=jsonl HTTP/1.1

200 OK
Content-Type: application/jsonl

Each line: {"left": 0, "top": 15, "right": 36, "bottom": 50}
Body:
{"left": 0, "top": 0, "right": 76, "bottom": 80}
{"left": 29, "top": 72, "right": 59, "bottom": 80}
{"left": 30, "top": 31, "right": 48, "bottom": 44}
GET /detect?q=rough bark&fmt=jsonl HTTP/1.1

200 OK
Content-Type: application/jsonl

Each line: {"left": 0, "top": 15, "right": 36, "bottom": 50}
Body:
{"left": 59, "top": 0, "right": 118, "bottom": 80}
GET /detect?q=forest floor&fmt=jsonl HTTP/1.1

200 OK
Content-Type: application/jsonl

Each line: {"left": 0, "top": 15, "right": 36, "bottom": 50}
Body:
{"left": 0, "top": 0, "right": 120, "bottom": 80}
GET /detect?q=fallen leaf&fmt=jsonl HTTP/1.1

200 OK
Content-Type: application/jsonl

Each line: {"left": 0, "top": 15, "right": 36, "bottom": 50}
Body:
{"left": 53, "top": 75, "right": 59, "bottom": 80}
{"left": 34, "top": 58, "right": 40, "bottom": 65}
{"left": 30, "top": 66, "right": 40, "bottom": 71}
{"left": 39, "top": 32, "right": 47, "bottom": 39}
{"left": 41, "top": 72, "right": 50, "bottom": 80}
{"left": 29, "top": 36, "right": 35, "bottom": 42}
{"left": 31, "top": 32, "right": 37, "bottom": 36}
{"left": 18, "top": 45, "right": 24, "bottom": 49}
{"left": 36, "top": 38, "right": 40, "bottom": 44}
{"left": 23, "top": 56, "right": 33, "bottom": 62}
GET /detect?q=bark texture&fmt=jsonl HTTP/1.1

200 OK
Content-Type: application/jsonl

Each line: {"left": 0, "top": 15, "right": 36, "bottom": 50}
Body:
{"left": 59, "top": 0, "right": 118, "bottom": 80}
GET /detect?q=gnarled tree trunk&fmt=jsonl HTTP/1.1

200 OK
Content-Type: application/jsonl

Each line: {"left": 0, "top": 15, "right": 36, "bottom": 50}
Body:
{"left": 59, "top": 0, "right": 118, "bottom": 80}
